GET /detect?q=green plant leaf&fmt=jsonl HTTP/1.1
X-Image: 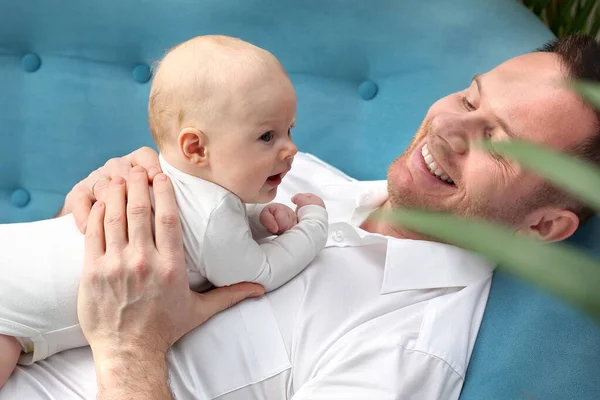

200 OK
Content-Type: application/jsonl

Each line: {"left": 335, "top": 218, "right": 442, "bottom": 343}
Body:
{"left": 530, "top": 0, "right": 553, "bottom": 15}
{"left": 590, "top": 6, "right": 600, "bottom": 37}
{"left": 377, "top": 209, "right": 600, "bottom": 320}
{"left": 571, "top": 80, "right": 600, "bottom": 110}
{"left": 552, "top": 0, "right": 577, "bottom": 34}
{"left": 481, "top": 140, "right": 600, "bottom": 211}
{"left": 571, "top": 0, "right": 597, "bottom": 33}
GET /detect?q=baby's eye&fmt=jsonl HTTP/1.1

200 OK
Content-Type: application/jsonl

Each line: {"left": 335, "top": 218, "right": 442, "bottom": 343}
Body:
{"left": 260, "top": 132, "right": 274, "bottom": 142}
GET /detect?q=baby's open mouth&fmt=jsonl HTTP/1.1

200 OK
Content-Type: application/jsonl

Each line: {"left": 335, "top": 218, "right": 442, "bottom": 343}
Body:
{"left": 267, "top": 173, "right": 283, "bottom": 185}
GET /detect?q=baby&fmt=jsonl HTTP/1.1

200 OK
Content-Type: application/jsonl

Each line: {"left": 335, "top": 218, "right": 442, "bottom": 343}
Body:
{"left": 0, "top": 35, "right": 328, "bottom": 387}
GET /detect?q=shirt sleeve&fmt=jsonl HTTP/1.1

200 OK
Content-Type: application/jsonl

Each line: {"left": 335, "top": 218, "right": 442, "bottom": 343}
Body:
{"left": 291, "top": 345, "right": 464, "bottom": 400}
{"left": 245, "top": 203, "right": 272, "bottom": 241}
{"left": 202, "top": 194, "right": 328, "bottom": 292}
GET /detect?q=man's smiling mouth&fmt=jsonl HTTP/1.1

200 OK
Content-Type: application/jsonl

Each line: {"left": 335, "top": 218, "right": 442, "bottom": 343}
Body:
{"left": 421, "top": 144, "right": 454, "bottom": 185}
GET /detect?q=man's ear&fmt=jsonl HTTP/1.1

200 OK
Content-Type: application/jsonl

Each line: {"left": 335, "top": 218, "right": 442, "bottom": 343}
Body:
{"left": 177, "top": 127, "right": 209, "bottom": 167}
{"left": 520, "top": 207, "right": 579, "bottom": 243}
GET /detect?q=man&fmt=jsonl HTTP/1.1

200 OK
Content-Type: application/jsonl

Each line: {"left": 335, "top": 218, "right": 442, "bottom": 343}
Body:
{"left": 3, "top": 34, "right": 599, "bottom": 399}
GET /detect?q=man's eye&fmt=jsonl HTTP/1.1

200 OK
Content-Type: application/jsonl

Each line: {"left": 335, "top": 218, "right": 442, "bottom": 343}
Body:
{"left": 462, "top": 96, "right": 475, "bottom": 111}
{"left": 287, "top": 128, "right": 292, "bottom": 137}
{"left": 260, "top": 132, "right": 274, "bottom": 142}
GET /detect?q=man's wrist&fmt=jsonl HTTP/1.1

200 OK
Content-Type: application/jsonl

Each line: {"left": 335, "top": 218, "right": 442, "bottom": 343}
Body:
{"left": 93, "top": 347, "right": 173, "bottom": 400}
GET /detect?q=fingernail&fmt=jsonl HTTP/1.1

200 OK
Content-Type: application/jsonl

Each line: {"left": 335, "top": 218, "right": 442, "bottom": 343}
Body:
{"left": 112, "top": 176, "right": 125, "bottom": 185}
{"left": 131, "top": 166, "right": 145, "bottom": 173}
{"left": 155, "top": 173, "right": 167, "bottom": 182}
{"left": 250, "top": 291, "right": 264, "bottom": 298}
{"left": 94, "top": 201, "right": 104, "bottom": 209}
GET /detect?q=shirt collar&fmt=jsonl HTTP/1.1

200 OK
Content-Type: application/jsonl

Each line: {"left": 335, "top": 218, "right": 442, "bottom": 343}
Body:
{"left": 321, "top": 180, "right": 496, "bottom": 293}
{"left": 380, "top": 238, "right": 495, "bottom": 293}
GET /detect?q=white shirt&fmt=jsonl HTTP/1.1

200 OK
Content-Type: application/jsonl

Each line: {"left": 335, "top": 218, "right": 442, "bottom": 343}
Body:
{"left": 1, "top": 152, "right": 495, "bottom": 400}
{"left": 0, "top": 155, "right": 327, "bottom": 365}
{"left": 159, "top": 156, "right": 328, "bottom": 292}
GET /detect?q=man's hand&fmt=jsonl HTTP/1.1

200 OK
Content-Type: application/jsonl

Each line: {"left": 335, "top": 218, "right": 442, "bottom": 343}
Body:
{"left": 58, "top": 147, "right": 162, "bottom": 233}
{"left": 259, "top": 203, "right": 298, "bottom": 234}
{"left": 78, "top": 166, "right": 264, "bottom": 399}
{"left": 291, "top": 193, "right": 326, "bottom": 210}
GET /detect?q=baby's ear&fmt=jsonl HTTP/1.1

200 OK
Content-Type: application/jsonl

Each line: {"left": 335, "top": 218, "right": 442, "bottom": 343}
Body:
{"left": 178, "top": 127, "right": 209, "bottom": 167}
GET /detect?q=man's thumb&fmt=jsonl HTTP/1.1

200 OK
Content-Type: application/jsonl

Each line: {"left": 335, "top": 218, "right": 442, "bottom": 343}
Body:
{"left": 193, "top": 283, "right": 265, "bottom": 323}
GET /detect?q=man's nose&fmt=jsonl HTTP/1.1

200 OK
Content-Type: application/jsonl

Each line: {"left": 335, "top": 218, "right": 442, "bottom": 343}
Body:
{"left": 279, "top": 138, "right": 298, "bottom": 161}
{"left": 430, "top": 112, "right": 484, "bottom": 155}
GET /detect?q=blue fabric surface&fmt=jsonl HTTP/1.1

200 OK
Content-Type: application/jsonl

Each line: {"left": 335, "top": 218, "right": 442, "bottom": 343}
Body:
{"left": 0, "top": 0, "right": 598, "bottom": 398}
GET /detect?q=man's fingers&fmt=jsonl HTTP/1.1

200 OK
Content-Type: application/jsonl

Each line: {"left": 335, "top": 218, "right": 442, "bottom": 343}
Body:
{"left": 193, "top": 283, "right": 265, "bottom": 325}
{"left": 103, "top": 158, "right": 133, "bottom": 181}
{"left": 127, "top": 167, "right": 153, "bottom": 247}
{"left": 104, "top": 177, "right": 128, "bottom": 251}
{"left": 125, "top": 147, "right": 162, "bottom": 181}
{"left": 153, "top": 174, "right": 183, "bottom": 255}
{"left": 73, "top": 196, "right": 93, "bottom": 233}
{"left": 92, "top": 177, "right": 111, "bottom": 202}
{"left": 84, "top": 201, "right": 106, "bottom": 264}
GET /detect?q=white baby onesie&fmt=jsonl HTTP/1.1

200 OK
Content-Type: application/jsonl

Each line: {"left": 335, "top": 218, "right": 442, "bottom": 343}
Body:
{"left": 159, "top": 155, "right": 329, "bottom": 293}
{"left": 0, "top": 157, "right": 328, "bottom": 365}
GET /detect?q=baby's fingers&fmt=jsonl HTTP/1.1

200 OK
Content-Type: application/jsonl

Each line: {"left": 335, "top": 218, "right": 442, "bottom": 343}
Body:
{"left": 292, "top": 193, "right": 325, "bottom": 209}
{"left": 260, "top": 210, "right": 279, "bottom": 234}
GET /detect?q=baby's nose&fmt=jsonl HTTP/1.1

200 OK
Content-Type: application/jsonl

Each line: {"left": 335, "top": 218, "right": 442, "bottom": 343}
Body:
{"left": 280, "top": 141, "right": 298, "bottom": 160}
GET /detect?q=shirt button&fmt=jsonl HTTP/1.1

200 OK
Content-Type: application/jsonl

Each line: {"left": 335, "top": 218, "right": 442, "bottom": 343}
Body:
{"left": 332, "top": 230, "right": 344, "bottom": 242}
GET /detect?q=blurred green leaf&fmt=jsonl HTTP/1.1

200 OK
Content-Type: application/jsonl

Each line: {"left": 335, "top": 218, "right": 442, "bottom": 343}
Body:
{"left": 377, "top": 209, "right": 600, "bottom": 320}
{"left": 571, "top": 0, "right": 596, "bottom": 33}
{"left": 525, "top": 0, "right": 553, "bottom": 16}
{"left": 571, "top": 80, "right": 600, "bottom": 110}
{"left": 590, "top": 7, "right": 600, "bottom": 37}
{"left": 552, "top": 0, "right": 577, "bottom": 35}
{"left": 534, "top": 0, "right": 553, "bottom": 17}
{"left": 523, "top": 0, "right": 598, "bottom": 37}
{"left": 482, "top": 139, "right": 600, "bottom": 211}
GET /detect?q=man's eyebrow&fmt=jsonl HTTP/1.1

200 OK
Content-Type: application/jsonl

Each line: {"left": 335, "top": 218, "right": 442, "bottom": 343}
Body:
{"left": 472, "top": 74, "right": 518, "bottom": 139}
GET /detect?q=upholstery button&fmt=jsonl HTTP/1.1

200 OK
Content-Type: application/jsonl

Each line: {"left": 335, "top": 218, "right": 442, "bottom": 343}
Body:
{"left": 21, "top": 53, "right": 41, "bottom": 72}
{"left": 132, "top": 63, "right": 151, "bottom": 83}
{"left": 11, "top": 188, "right": 31, "bottom": 208}
{"left": 332, "top": 230, "right": 344, "bottom": 242}
{"left": 358, "top": 80, "right": 378, "bottom": 100}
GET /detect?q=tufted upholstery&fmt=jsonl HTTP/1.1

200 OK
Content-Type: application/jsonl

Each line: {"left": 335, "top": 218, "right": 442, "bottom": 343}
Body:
{"left": 1, "top": 0, "right": 599, "bottom": 398}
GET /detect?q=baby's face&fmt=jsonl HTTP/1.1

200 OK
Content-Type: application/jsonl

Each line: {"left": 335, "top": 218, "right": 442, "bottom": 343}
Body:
{"left": 208, "top": 73, "right": 298, "bottom": 203}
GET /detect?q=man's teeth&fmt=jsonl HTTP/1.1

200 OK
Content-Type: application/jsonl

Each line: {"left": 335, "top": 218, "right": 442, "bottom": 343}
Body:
{"left": 421, "top": 144, "right": 454, "bottom": 184}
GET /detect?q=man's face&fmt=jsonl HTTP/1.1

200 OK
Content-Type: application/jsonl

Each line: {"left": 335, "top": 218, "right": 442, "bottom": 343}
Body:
{"left": 387, "top": 52, "right": 597, "bottom": 228}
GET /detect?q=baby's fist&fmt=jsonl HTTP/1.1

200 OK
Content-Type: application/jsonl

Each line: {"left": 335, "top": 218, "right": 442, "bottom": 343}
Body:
{"left": 291, "top": 193, "right": 326, "bottom": 211}
{"left": 259, "top": 203, "right": 298, "bottom": 235}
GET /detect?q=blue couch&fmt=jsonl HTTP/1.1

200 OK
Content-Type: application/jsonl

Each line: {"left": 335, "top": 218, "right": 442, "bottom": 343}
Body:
{"left": 1, "top": 0, "right": 599, "bottom": 398}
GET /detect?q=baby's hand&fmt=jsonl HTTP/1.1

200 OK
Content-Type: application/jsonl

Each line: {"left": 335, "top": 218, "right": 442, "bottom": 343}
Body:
{"left": 291, "top": 193, "right": 326, "bottom": 211}
{"left": 259, "top": 203, "right": 298, "bottom": 235}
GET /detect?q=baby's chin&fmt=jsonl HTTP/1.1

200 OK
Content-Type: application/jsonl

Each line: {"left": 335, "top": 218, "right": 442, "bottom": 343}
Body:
{"left": 260, "top": 188, "right": 278, "bottom": 203}
{"left": 242, "top": 187, "right": 278, "bottom": 204}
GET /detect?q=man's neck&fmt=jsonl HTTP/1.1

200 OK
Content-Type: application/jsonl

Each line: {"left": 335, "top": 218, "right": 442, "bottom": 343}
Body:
{"left": 359, "top": 200, "right": 426, "bottom": 241}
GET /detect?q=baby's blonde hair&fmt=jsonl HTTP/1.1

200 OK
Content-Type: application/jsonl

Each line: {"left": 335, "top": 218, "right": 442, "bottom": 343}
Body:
{"left": 148, "top": 35, "right": 285, "bottom": 149}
